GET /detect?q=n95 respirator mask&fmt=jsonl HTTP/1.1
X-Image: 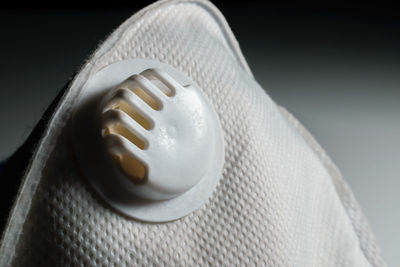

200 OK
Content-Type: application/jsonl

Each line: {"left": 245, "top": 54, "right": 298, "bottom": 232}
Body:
{"left": 0, "top": 1, "right": 385, "bottom": 266}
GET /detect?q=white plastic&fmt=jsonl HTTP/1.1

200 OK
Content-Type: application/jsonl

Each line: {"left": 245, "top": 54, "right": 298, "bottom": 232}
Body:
{"left": 71, "top": 59, "right": 224, "bottom": 222}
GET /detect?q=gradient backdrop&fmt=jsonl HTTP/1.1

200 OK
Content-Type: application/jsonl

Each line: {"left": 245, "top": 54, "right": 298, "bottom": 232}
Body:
{"left": 0, "top": 4, "right": 399, "bottom": 266}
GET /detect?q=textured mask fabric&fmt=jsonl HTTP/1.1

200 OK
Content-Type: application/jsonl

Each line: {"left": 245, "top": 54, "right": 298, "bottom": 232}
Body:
{"left": 0, "top": 0, "right": 385, "bottom": 266}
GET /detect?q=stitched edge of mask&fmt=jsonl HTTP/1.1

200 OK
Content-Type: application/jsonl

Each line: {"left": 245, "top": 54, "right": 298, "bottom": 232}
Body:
{"left": 279, "top": 106, "right": 385, "bottom": 267}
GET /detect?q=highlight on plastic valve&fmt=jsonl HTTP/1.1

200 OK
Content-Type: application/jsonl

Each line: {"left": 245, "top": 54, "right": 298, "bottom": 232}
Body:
{"left": 71, "top": 59, "right": 224, "bottom": 222}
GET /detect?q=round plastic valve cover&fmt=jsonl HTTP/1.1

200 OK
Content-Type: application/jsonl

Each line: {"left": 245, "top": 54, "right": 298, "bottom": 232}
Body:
{"left": 71, "top": 59, "right": 225, "bottom": 222}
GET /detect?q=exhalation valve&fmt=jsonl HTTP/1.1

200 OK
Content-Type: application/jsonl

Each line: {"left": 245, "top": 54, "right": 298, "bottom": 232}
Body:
{"left": 71, "top": 59, "right": 224, "bottom": 222}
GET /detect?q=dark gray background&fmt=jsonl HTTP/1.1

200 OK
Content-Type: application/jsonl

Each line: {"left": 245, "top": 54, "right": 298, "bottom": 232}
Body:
{"left": 0, "top": 5, "right": 399, "bottom": 265}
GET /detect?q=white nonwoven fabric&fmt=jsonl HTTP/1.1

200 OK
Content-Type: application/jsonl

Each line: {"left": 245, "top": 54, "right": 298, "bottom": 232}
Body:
{"left": 0, "top": 0, "right": 385, "bottom": 266}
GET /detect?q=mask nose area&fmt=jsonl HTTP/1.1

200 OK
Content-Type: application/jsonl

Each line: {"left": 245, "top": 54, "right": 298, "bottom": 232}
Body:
{"left": 71, "top": 59, "right": 225, "bottom": 222}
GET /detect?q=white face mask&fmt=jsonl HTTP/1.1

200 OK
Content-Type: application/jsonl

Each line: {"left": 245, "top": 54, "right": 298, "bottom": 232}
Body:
{"left": 0, "top": 1, "right": 384, "bottom": 266}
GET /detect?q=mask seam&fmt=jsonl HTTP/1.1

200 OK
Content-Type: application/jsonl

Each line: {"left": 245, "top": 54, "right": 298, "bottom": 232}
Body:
{"left": 279, "top": 106, "right": 385, "bottom": 267}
